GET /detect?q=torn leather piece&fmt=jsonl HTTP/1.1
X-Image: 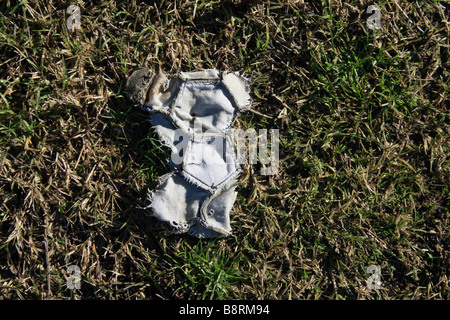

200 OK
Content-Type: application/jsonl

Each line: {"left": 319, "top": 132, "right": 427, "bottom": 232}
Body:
{"left": 129, "top": 68, "right": 251, "bottom": 237}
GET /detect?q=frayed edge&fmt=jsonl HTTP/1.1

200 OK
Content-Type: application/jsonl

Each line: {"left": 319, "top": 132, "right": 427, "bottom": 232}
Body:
{"left": 136, "top": 188, "right": 154, "bottom": 211}
{"left": 188, "top": 220, "right": 232, "bottom": 238}
{"left": 181, "top": 170, "right": 214, "bottom": 192}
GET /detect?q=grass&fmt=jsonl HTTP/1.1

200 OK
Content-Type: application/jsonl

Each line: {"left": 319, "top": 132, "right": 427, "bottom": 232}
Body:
{"left": 0, "top": 0, "right": 449, "bottom": 300}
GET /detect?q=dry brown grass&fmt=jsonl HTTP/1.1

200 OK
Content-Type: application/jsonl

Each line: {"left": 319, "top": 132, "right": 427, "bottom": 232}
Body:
{"left": 0, "top": 0, "right": 449, "bottom": 299}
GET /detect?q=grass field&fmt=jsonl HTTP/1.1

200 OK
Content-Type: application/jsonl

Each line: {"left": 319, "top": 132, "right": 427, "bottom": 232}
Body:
{"left": 0, "top": 0, "right": 449, "bottom": 299}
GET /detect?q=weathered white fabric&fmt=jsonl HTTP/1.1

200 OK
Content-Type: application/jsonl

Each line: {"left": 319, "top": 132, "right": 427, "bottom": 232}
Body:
{"left": 143, "top": 69, "right": 251, "bottom": 237}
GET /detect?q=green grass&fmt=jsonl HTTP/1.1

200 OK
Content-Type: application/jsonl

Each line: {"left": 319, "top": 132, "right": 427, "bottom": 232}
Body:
{"left": 0, "top": 0, "right": 449, "bottom": 300}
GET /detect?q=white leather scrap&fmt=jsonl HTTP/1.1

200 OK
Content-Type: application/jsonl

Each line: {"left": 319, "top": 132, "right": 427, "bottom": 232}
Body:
{"left": 143, "top": 69, "right": 251, "bottom": 237}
